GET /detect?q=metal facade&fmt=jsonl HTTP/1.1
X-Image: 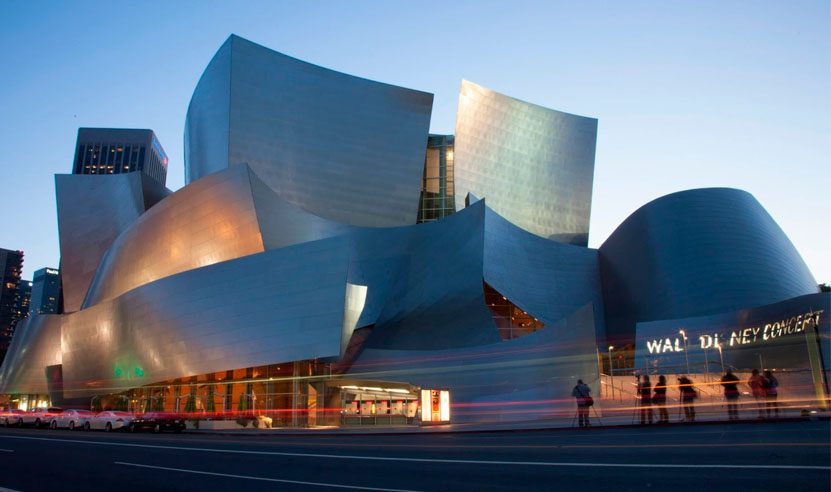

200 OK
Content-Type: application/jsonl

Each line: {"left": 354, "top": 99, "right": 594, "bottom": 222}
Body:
{"left": 185, "top": 35, "right": 434, "bottom": 227}
{"left": 483, "top": 203, "right": 606, "bottom": 339}
{"left": 56, "top": 173, "right": 169, "bottom": 313}
{"left": 350, "top": 304, "right": 600, "bottom": 422}
{"left": 0, "top": 37, "right": 820, "bottom": 424}
{"left": 454, "top": 80, "right": 597, "bottom": 245}
{"left": 599, "top": 188, "right": 818, "bottom": 346}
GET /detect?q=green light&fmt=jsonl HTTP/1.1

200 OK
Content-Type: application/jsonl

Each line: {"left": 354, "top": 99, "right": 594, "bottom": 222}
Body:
{"left": 114, "top": 367, "right": 123, "bottom": 378}
{"left": 134, "top": 367, "right": 144, "bottom": 377}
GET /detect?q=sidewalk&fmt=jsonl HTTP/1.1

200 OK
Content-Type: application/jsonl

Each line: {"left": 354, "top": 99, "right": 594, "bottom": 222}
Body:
{"left": 186, "top": 402, "right": 827, "bottom": 437}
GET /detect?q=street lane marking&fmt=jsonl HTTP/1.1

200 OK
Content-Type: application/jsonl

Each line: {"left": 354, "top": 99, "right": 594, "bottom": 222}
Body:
{"left": 0, "top": 449, "right": 13, "bottom": 452}
{"left": 1, "top": 435, "right": 828, "bottom": 471}
{"left": 115, "top": 462, "right": 425, "bottom": 491}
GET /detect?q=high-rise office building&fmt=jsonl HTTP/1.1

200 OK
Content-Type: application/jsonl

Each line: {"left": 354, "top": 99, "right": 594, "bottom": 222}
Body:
{"left": 72, "top": 128, "right": 169, "bottom": 186}
{"left": 29, "top": 267, "right": 61, "bottom": 315}
{"left": 0, "top": 248, "right": 24, "bottom": 364}
{"left": 12, "top": 280, "right": 31, "bottom": 326}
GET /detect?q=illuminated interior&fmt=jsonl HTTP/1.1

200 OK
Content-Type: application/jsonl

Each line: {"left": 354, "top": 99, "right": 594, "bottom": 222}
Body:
{"left": 483, "top": 281, "right": 545, "bottom": 340}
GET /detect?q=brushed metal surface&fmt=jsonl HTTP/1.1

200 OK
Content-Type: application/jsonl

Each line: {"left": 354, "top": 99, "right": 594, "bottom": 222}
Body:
{"left": 599, "top": 188, "right": 818, "bottom": 346}
{"left": 56, "top": 173, "right": 169, "bottom": 313}
{"left": 350, "top": 303, "right": 600, "bottom": 423}
{"left": 483, "top": 203, "right": 605, "bottom": 339}
{"left": 60, "top": 237, "right": 348, "bottom": 398}
{"left": 185, "top": 35, "right": 433, "bottom": 227}
{"left": 351, "top": 199, "right": 500, "bottom": 350}
{"left": 454, "top": 80, "right": 597, "bottom": 245}
{"left": 82, "top": 165, "right": 267, "bottom": 307}
{"left": 0, "top": 314, "right": 62, "bottom": 394}
{"left": 633, "top": 292, "right": 830, "bottom": 374}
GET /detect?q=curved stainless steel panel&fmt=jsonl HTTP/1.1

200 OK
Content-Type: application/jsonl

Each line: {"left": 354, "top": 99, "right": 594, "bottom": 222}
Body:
{"left": 0, "top": 314, "right": 62, "bottom": 394}
{"left": 483, "top": 204, "right": 605, "bottom": 338}
{"left": 350, "top": 199, "right": 500, "bottom": 350}
{"left": 350, "top": 303, "right": 600, "bottom": 423}
{"left": 454, "top": 80, "right": 597, "bottom": 245}
{"left": 60, "top": 237, "right": 350, "bottom": 398}
{"left": 56, "top": 173, "right": 146, "bottom": 312}
{"left": 184, "top": 37, "right": 232, "bottom": 184}
{"left": 83, "top": 165, "right": 266, "bottom": 307}
{"left": 185, "top": 35, "right": 433, "bottom": 227}
{"left": 83, "top": 165, "right": 356, "bottom": 308}
{"left": 599, "top": 188, "right": 818, "bottom": 346}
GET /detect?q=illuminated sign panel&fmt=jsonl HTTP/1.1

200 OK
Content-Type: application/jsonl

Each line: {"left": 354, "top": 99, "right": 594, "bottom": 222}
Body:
{"left": 634, "top": 294, "right": 830, "bottom": 373}
{"left": 420, "top": 389, "right": 450, "bottom": 423}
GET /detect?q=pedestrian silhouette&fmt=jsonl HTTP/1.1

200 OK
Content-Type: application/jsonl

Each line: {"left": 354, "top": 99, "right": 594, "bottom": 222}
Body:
{"left": 720, "top": 370, "right": 740, "bottom": 421}
{"left": 748, "top": 369, "right": 766, "bottom": 418}
{"left": 763, "top": 370, "right": 779, "bottom": 418}
{"left": 572, "top": 379, "right": 592, "bottom": 428}
{"left": 638, "top": 375, "right": 653, "bottom": 424}
{"left": 678, "top": 376, "right": 697, "bottom": 422}
{"left": 653, "top": 375, "right": 669, "bottom": 423}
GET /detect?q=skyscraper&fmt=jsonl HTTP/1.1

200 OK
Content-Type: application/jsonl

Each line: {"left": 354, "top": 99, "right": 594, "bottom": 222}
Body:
{"left": 29, "top": 267, "right": 61, "bottom": 315}
{"left": 72, "top": 128, "right": 169, "bottom": 186}
{"left": 12, "top": 279, "right": 31, "bottom": 327}
{"left": 0, "top": 248, "right": 24, "bottom": 364}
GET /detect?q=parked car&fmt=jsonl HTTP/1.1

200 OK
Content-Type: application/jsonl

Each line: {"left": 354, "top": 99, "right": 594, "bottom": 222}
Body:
{"left": 84, "top": 411, "right": 134, "bottom": 431}
{"left": 129, "top": 412, "right": 185, "bottom": 433}
{"left": 20, "top": 407, "right": 63, "bottom": 428}
{"left": 1, "top": 409, "right": 26, "bottom": 427}
{"left": 50, "top": 409, "right": 94, "bottom": 430}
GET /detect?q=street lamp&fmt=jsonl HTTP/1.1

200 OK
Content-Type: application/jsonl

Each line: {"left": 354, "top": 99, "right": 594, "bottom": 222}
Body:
{"left": 679, "top": 329, "right": 691, "bottom": 375}
{"left": 608, "top": 345, "right": 615, "bottom": 400}
{"left": 703, "top": 344, "right": 710, "bottom": 383}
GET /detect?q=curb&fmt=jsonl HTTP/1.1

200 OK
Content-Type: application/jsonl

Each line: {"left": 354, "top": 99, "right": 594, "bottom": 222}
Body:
{"left": 184, "top": 416, "right": 820, "bottom": 437}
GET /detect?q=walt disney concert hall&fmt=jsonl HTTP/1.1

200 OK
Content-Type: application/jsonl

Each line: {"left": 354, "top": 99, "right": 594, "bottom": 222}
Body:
{"left": 1, "top": 35, "right": 827, "bottom": 425}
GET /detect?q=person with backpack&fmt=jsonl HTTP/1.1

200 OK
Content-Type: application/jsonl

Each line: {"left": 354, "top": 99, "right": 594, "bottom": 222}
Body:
{"left": 720, "top": 370, "right": 741, "bottom": 421}
{"left": 678, "top": 375, "right": 697, "bottom": 422}
{"left": 763, "top": 370, "right": 779, "bottom": 418}
{"left": 653, "top": 375, "right": 669, "bottom": 423}
{"left": 571, "top": 379, "right": 593, "bottom": 427}
{"left": 638, "top": 375, "right": 654, "bottom": 424}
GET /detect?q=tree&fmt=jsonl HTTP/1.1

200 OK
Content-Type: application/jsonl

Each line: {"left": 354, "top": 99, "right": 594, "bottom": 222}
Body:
{"left": 206, "top": 384, "right": 216, "bottom": 414}
{"left": 819, "top": 283, "right": 830, "bottom": 293}
{"left": 153, "top": 393, "right": 165, "bottom": 412}
{"left": 184, "top": 385, "right": 197, "bottom": 413}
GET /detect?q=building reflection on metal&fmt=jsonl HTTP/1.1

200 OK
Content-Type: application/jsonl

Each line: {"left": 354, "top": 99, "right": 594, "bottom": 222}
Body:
{"left": 185, "top": 35, "right": 433, "bottom": 228}
{"left": 454, "top": 80, "right": 597, "bottom": 245}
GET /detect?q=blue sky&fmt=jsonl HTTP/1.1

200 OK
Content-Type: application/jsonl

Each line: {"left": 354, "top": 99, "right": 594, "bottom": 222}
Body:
{"left": 1, "top": 0, "right": 828, "bottom": 283}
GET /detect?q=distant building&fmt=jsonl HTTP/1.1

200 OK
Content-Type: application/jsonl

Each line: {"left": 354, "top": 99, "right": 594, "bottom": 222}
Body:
{"left": 0, "top": 248, "right": 24, "bottom": 364}
{"left": 72, "top": 128, "right": 169, "bottom": 186}
{"left": 30, "top": 267, "right": 61, "bottom": 315}
{"left": 12, "top": 280, "right": 31, "bottom": 326}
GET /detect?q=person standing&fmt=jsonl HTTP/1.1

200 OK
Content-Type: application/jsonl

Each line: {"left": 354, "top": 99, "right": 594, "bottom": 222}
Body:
{"left": 638, "top": 375, "right": 654, "bottom": 424}
{"left": 763, "top": 370, "right": 779, "bottom": 418}
{"left": 748, "top": 369, "right": 766, "bottom": 419}
{"left": 678, "top": 376, "right": 697, "bottom": 422}
{"left": 653, "top": 375, "right": 669, "bottom": 424}
{"left": 720, "top": 370, "right": 741, "bottom": 421}
{"left": 572, "top": 379, "right": 592, "bottom": 428}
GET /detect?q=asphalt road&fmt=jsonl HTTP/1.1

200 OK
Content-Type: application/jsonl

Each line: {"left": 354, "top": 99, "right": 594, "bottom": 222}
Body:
{"left": 0, "top": 420, "right": 828, "bottom": 492}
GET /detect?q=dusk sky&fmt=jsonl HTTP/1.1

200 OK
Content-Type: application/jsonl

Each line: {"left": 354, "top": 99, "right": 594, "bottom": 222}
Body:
{"left": 1, "top": 1, "right": 828, "bottom": 283}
